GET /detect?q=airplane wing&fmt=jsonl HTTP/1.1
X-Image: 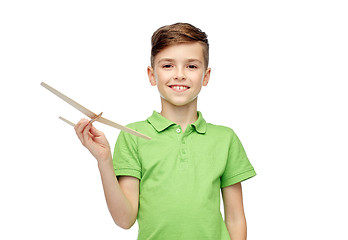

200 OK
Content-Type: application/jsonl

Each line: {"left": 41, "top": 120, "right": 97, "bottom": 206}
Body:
{"left": 97, "top": 116, "right": 151, "bottom": 140}
{"left": 41, "top": 82, "right": 97, "bottom": 119}
{"left": 41, "top": 82, "right": 151, "bottom": 140}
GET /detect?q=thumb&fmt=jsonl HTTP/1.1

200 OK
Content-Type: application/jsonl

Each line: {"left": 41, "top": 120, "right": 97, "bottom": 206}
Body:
{"left": 89, "top": 124, "right": 103, "bottom": 136}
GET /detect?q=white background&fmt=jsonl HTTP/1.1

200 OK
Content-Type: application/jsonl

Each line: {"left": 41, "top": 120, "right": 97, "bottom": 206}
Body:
{"left": 1, "top": 0, "right": 347, "bottom": 239}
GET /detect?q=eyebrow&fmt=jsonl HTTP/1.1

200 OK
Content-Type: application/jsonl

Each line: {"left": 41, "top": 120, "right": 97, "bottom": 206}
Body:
{"left": 157, "top": 58, "right": 203, "bottom": 64}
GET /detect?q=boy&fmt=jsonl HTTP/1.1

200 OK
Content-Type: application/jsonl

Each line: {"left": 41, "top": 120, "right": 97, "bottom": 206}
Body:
{"left": 74, "top": 23, "right": 256, "bottom": 240}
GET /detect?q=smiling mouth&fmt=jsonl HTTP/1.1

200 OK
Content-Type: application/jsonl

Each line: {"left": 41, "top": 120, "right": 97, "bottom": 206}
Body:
{"left": 169, "top": 85, "right": 190, "bottom": 91}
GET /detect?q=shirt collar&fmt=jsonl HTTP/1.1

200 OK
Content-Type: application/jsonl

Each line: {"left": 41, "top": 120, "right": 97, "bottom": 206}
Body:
{"left": 147, "top": 111, "right": 207, "bottom": 134}
{"left": 192, "top": 111, "right": 207, "bottom": 134}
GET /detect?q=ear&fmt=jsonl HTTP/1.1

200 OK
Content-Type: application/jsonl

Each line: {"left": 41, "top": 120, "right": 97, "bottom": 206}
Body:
{"left": 147, "top": 66, "right": 157, "bottom": 86}
{"left": 202, "top": 68, "right": 211, "bottom": 86}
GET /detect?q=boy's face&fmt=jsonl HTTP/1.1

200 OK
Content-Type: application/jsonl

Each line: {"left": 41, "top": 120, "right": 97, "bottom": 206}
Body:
{"left": 147, "top": 42, "right": 211, "bottom": 108}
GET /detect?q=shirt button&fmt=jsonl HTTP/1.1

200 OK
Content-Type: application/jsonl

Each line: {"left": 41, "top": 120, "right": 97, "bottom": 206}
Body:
{"left": 176, "top": 128, "right": 181, "bottom": 133}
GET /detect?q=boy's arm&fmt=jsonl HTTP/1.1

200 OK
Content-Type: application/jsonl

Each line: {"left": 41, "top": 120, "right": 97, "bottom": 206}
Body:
{"left": 221, "top": 182, "right": 247, "bottom": 240}
{"left": 98, "top": 161, "right": 139, "bottom": 229}
{"left": 75, "top": 119, "right": 139, "bottom": 229}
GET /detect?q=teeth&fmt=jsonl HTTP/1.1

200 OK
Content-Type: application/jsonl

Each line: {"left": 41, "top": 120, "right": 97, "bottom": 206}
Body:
{"left": 172, "top": 86, "right": 187, "bottom": 90}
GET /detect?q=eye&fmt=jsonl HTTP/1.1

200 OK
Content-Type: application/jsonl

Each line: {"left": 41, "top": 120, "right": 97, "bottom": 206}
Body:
{"left": 162, "top": 64, "right": 173, "bottom": 69}
{"left": 187, "top": 64, "right": 198, "bottom": 69}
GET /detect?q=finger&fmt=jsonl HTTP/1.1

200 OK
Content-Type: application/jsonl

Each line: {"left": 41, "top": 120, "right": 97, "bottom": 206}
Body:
{"left": 82, "top": 121, "right": 93, "bottom": 145}
{"left": 90, "top": 125, "right": 108, "bottom": 144}
{"left": 75, "top": 119, "right": 89, "bottom": 145}
{"left": 74, "top": 119, "right": 88, "bottom": 131}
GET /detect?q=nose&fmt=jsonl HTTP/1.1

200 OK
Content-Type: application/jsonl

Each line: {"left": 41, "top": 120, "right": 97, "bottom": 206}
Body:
{"left": 174, "top": 67, "right": 186, "bottom": 80}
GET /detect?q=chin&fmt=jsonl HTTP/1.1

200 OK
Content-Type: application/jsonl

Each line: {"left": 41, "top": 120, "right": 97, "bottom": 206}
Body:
{"left": 172, "top": 102, "right": 189, "bottom": 107}
{"left": 168, "top": 101, "right": 188, "bottom": 107}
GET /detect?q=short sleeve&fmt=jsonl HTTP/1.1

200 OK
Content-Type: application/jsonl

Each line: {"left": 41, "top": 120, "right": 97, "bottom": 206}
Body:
{"left": 112, "top": 127, "right": 142, "bottom": 180}
{"left": 220, "top": 130, "right": 256, "bottom": 188}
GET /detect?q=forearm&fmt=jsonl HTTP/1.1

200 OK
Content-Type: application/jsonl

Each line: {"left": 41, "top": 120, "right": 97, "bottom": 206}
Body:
{"left": 73, "top": 120, "right": 136, "bottom": 228}
{"left": 97, "top": 154, "right": 135, "bottom": 229}
{"left": 225, "top": 218, "right": 247, "bottom": 240}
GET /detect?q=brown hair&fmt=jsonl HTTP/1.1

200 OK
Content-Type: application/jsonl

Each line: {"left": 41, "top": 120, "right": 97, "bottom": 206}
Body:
{"left": 150, "top": 22, "right": 209, "bottom": 69}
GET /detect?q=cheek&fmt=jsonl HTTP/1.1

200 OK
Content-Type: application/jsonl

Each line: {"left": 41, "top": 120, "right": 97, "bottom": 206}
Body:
{"left": 155, "top": 71, "right": 171, "bottom": 83}
{"left": 187, "top": 71, "right": 205, "bottom": 83}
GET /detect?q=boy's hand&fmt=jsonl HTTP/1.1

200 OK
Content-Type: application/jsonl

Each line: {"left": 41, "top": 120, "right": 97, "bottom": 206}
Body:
{"left": 74, "top": 119, "right": 111, "bottom": 162}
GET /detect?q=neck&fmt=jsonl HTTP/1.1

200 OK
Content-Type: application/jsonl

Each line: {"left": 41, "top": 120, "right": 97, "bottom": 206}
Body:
{"left": 160, "top": 98, "right": 198, "bottom": 132}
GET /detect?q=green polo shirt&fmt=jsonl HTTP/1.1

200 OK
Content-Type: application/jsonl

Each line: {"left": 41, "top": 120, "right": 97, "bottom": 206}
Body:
{"left": 112, "top": 111, "right": 256, "bottom": 240}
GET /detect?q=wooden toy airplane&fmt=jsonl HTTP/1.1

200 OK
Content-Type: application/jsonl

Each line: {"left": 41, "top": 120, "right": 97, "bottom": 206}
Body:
{"left": 41, "top": 82, "right": 151, "bottom": 140}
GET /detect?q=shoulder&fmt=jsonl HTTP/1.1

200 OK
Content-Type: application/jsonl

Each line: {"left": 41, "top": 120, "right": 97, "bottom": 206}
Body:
{"left": 122, "top": 119, "right": 155, "bottom": 142}
{"left": 206, "top": 122, "right": 236, "bottom": 139}
{"left": 116, "top": 120, "right": 149, "bottom": 142}
{"left": 125, "top": 120, "right": 149, "bottom": 130}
